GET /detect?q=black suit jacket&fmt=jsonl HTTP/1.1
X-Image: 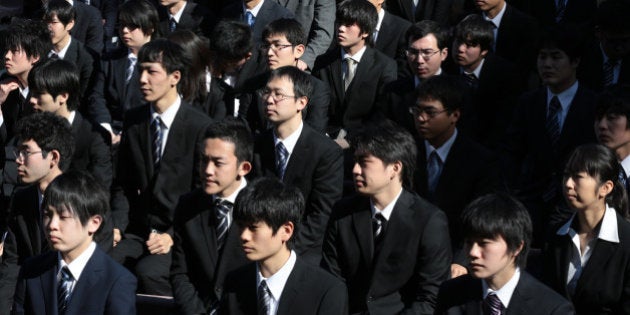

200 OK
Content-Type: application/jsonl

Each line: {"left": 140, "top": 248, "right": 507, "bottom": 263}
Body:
{"left": 254, "top": 124, "right": 343, "bottom": 264}
{"left": 221, "top": 0, "right": 294, "bottom": 43}
{"left": 494, "top": 4, "right": 540, "bottom": 74}
{"left": 386, "top": 75, "right": 416, "bottom": 134}
{"left": 72, "top": 1, "right": 104, "bottom": 55}
{"left": 13, "top": 247, "right": 137, "bottom": 315}
{"left": 170, "top": 189, "right": 250, "bottom": 314}
{"left": 529, "top": 0, "right": 597, "bottom": 31}
{"left": 63, "top": 38, "right": 96, "bottom": 99}
{"left": 543, "top": 211, "right": 630, "bottom": 314}
{"left": 322, "top": 190, "right": 451, "bottom": 315}
{"left": 578, "top": 41, "right": 630, "bottom": 92}
{"left": 221, "top": 256, "right": 348, "bottom": 315}
{"left": 116, "top": 102, "right": 211, "bottom": 237}
{"left": 312, "top": 47, "right": 397, "bottom": 136}
{"left": 69, "top": 112, "right": 112, "bottom": 190}
{"left": 435, "top": 272, "right": 574, "bottom": 315}
{"left": 376, "top": 11, "right": 411, "bottom": 79}
{"left": 159, "top": 1, "right": 215, "bottom": 38}
{"left": 384, "top": 0, "right": 451, "bottom": 24}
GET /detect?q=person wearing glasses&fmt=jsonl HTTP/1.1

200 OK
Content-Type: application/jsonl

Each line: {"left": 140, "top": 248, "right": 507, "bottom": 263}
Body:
{"left": 410, "top": 75, "right": 500, "bottom": 279}
{"left": 253, "top": 66, "right": 342, "bottom": 266}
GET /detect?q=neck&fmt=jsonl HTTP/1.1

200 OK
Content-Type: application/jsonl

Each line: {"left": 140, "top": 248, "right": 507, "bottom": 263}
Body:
{"left": 486, "top": 265, "right": 516, "bottom": 291}
{"left": 486, "top": 1, "right": 505, "bottom": 19}
{"left": 54, "top": 35, "right": 70, "bottom": 53}
{"left": 370, "top": 182, "right": 402, "bottom": 210}
{"left": 548, "top": 77, "right": 577, "bottom": 94}
{"left": 244, "top": 0, "right": 261, "bottom": 10}
{"left": 17, "top": 72, "right": 29, "bottom": 89}
{"left": 343, "top": 42, "right": 365, "bottom": 56}
{"left": 152, "top": 90, "right": 178, "bottom": 114}
{"left": 38, "top": 168, "right": 63, "bottom": 193}
{"left": 578, "top": 203, "right": 606, "bottom": 234}
{"left": 62, "top": 240, "right": 91, "bottom": 264}
{"left": 56, "top": 106, "right": 71, "bottom": 120}
{"left": 259, "top": 248, "right": 291, "bottom": 278}
{"left": 463, "top": 59, "right": 483, "bottom": 73}
{"left": 617, "top": 144, "right": 630, "bottom": 163}
{"left": 428, "top": 127, "right": 455, "bottom": 148}
{"left": 168, "top": 0, "right": 185, "bottom": 15}
{"left": 274, "top": 116, "right": 301, "bottom": 139}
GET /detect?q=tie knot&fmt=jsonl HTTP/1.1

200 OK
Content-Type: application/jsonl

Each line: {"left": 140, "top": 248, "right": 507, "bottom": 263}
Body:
{"left": 60, "top": 266, "right": 73, "bottom": 281}
{"left": 373, "top": 212, "right": 386, "bottom": 224}
{"left": 549, "top": 96, "right": 561, "bottom": 111}
{"left": 485, "top": 292, "right": 503, "bottom": 313}
{"left": 346, "top": 57, "right": 356, "bottom": 65}
{"left": 214, "top": 199, "right": 232, "bottom": 215}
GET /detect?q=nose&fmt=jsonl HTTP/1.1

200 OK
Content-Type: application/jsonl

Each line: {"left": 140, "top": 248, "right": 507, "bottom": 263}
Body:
{"left": 46, "top": 215, "right": 59, "bottom": 231}
{"left": 29, "top": 96, "right": 38, "bottom": 108}
{"left": 352, "top": 162, "right": 361, "bottom": 176}
{"left": 204, "top": 161, "right": 215, "bottom": 176}
{"left": 468, "top": 242, "right": 481, "bottom": 259}
{"left": 240, "top": 228, "right": 251, "bottom": 242}
{"left": 139, "top": 70, "right": 148, "bottom": 84}
{"left": 457, "top": 43, "right": 466, "bottom": 54}
{"left": 564, "top": 176, "right": 575, "bottom": 190}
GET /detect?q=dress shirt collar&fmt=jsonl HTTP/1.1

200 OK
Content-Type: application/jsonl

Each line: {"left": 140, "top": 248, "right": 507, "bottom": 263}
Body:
{"left": 370, "top": 187, "right": 403, "bottom": 221}
{"left": 375, "top": 9, "right": 385, "bottom": 34}
{"left": 66, "top": 0, "right": 74, "bottom": 5}
{"left": 546, "top": 81, "right": 578, "bottom": 113}
{"left": 50, "top": 37, "right": 72, "bottom": 59}
{"left": 58, "top": 241, "right": 97, "bottom": 282}
{"left": 213, "top": 178, "right": 247, "bottom": 204}
{"left": 150, "top": 94, "right": 181, "bottom": 130}
{"left": 19, "top": 86, "right": 29, "bottom": 99}
{"left": 341, "top": 46, "right": 367, "bottom": 63}
{"left": 256, "top": 250, "right": 297, "bottom": 305}
{"left": 482, "top": 267, "right": 521, "bottom": 308}
{"left": 462, "top": 58, "right": 485, "bottom": 78}
{"left": 424, "top": 128, "right": 458, "bottom": 163}
{"left": 482, "top": 1, "right": 507, "bottom": 28}
{"left": 557, "top": 203, "right": 620, "bottom": 243}
{"left": 66, "top": 111, "right": 76, "bottom": 125}
{"left": 243, "top": 0, "right": 265, "bottom": 17}
{"left": 273, "top": 121, "right": 303, "bottom": 156}
{"left": 169, "top": 1, "right": 187, "bottom": 23}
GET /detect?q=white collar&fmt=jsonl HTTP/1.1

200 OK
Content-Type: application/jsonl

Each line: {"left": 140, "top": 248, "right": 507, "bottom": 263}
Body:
{"left": 150, "top": 95, "right": 182, "bottom": 130}
{"left": 375, "top": 9, "right": 385, "bottom": 32}
{"left": 424, "top": 128, "right": 458, "bottom": 163}
{"left": 273, "top": 121, "right": 303, "bottom": 156}
{"left": 57, "top": 242, "right": 97, "bottom": 282}
{"left": 66, "top": 111, "right": 76, "bottom": 125}
{"left": 546, "top": 81, "right": 578, "bottom": 112}
{"left": 213, "top": 178, "right": 247, "bottom": 204}
{"left": 256, "top": 250, "right": 297, "bottom": 301}
{"left": 482, "top": 267, "right": 521, "bottom": 308}
{"left": 341, "top": 46, "right": 367, "bottom": 63}
{"left": 462, "top": 58, "right": 485, "bottom": 78}
{"left": 483, "top": 2, "right": 507, "bottom": 28}
{"left": 557, "top": 204, "right": 620, "bottom": 243}
{"left": 169, "top": 1, "right": 187, "bottom": 22}
{"left": 244, "top": 0, "right": 265, "bottom": 17}
{"left": 370, "top": 188, "right": 403, "bottom": 221}
{"left": 50, "top": 37, "right": 72, "bottom": 59}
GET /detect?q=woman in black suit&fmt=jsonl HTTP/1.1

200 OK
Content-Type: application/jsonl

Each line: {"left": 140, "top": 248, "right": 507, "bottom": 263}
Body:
{"left": 543, "top": 143, "right": 630, "bottom": 314}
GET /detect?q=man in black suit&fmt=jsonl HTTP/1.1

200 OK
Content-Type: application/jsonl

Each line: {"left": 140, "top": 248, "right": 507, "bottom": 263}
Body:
{"left": 385, "top": 0, "right": 451, "bottom": 25}
{"left": 221, "top": 177, "right": 348, "bottom": 315}
{"left": 220, "top": 0, "right": 294, "bottom": 44}
{"left": 312, "top": 0, "right": 397, "bottom": 148}
{"left": 411, "top": 75, "right": 500, "bottom": 278}
{"left": 366, "top": 0, "right": 411, "bottom": 77}
{"left": 158, "top": 0, "right": 214, "bottom": 38}
{"left": 13, "top": 171, "right": 137, "bottom": 315}
{"left": 502, "top": 27, "right": 597, "bottom": 246}
{"left": 322, "top": 121, "right": 451, "bottom": 314}
{"left": 435, "top": 194, "right": 574, "bottom": 315}
{"left": 529, "top": 0, "right": 597, "bottom": 33}
{"left": 170, "top": 119, "right": 252, "bottom": 314}
{"left": 69, "top": 0, "right": 104, "bottom": 55}
{"left": 254, "top": 67, "right": 343, "bottom": 265}
{"left": 111, "top": 39, "right": 212, "bottom": 295}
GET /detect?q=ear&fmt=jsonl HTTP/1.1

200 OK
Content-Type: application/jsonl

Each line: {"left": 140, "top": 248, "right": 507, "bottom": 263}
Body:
{"left": 169, "top": 69, "right": 181, "bottom": 86}
{"left": 390, "top": 160, "right": 403, "bottom": 180}
{"left": 280, "top": 221, "right": 294, "bottom": 243}
{"left": 86, "top": 214, "right": 103, "bottom": 235}
{"left": 450, "top": 108, "right": 461, "bottom": 123}
{"left": 66, "top": 20, "right": 75, "bottom": 31}
{"left": 29, "top": 55, "right": 41, "bottom": 65}
{"left": 293, "top": 44, "right": 305, "bottom": 59}
{"left": 48, "top": 149, "right": 61, "bottom": 168}
{"left": 439, "top": 48, "right": 448, "bottom": 61}
{"left": 512, "top": 241, "right": 524, "bottom": 259}
{"left": 571, "top": 57, "right": 580, "bottom": 69}
{"left": 480, "top": 49, "right": 489, "bottom": 59}
{"left": 55, "top": 92, "right": 69, "bottom": 106}
{"left": 238, "top": 160, "right": 252, "bottom": 177}
{"left": 296, "top": 95, "right": 308, "bottom": 111}
{"left": 599, "top": 179, "right": 614, "bottom": 198}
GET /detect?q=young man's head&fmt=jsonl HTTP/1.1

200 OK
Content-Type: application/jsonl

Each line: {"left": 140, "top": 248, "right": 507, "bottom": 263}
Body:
{"left": 261, "top": 18, "right": 306, "bottom": 70}
{"left": 412, "top": 75, "right": 464, "bottom": 148}
{"left": 209, "top": 20, "right": 253, "bottom": 75}
{"left": 159, "top": 0, "right": 187, "bottom": 14}
{"left": 405, "top": 20, "right": 448, "bottom": 81}
{"left": 234, "top": 177, "right": 304, "bottom": 264}
{"left": 200, "top": 118, "right": 253, "bottom": 198}
{"left": 335, "top": 0, "right": 377, "bottom": 55}
{"left": 263, "top": 66, "right": 312, "bottom": 127}
{"left": 117, "top": 0, "right": 159, "bottom": 53}
{"left": 461, "top": 193, "right": 531, "bottom": 288}
{"left": 42, "top": 171, "right": 108, "bottom": 262}
{"left": 595, "top": 84, "right": 630, "bottom": 159}
{"left": 595, "top": 0, "right": 630, "bottom": 60}
{"left": 351, "top": 120, "right": 417, "bottom": 194}
{"left": 3, "top": 19, "right": 52, "bottom": 84}
{"left": 28, "top": 58, "right": 80, "bottom": 115}
{"left": 137, "top": 38, "right": 189, "bottom": 106}
{"left": 474, "top": 0, "right": 506, "bottom": 18}
{"left": 43, "top": 0, "right": 75, "bottom": 50}
{"left": 537, "top": 26, "right": 582, "bottom": 93}
{"left": 14, "top": 112, "right": 74, "bottom": 187}
{"left": 452, "top": 14, "right": 494, "bottom": 72}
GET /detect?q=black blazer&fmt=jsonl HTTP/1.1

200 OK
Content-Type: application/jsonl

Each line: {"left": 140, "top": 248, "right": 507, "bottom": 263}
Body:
{"left": 115, "top": 102, "right": 211, "bottom": 237}
{"left": 384, "top": 0, "right": 451, "bottom": 24}
{"left": 220, "top": 0, "right": 294, "bottom": 43}
{"left": 322, "top": 190, "right": 452, "bottom": 314}
{"left": 158, "top": 1, "right": 215, "bottom": 38}
{"left": 375, "top": 11, "right": 411, "bottom": 78}
{"left": 578, "top": 41, "right": 630, "bottom": 92}
{"left": 543, "top": 210, "right": 630, "bottom": 314}
{"left": 253, "top": 124, "right": 343, "bottom": 265}
{"left": 220, "top": 256, "right": 348, "bottom": 315}
{"left": 435, "top": 272, "right": 574, "bottom": 315}
{"left": 494, "top": 4, "right": 540, "bottom": 73}
{"left": 72, "top": 1, "right": 104, "bottom": 55}
{"left": 529, "top": 0, "right": 597, "bottom": 31}
{"left": 63, "top": 38, "right": 96, "bottom": 99}
{"left": 170, "top": 189, "right": 250, "bottom": 314}
{"left": 13, "top": 247, "right": 137, "bottom": 315}
{"left": 312, "top": 47, "right": 397, "bottom": 136}
{"left": 69, "top": 112, "right": 112, "bottom": 190}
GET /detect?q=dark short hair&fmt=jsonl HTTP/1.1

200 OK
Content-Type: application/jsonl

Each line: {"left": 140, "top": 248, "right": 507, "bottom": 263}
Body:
{"left": 118, "top": 0, "right": 159, "bottom": 38}
{"left": 202, "top": 118, "right": 253, "bottom": 163}
{"left": 233, "top": 177, "right": 304, "bottom": 249}
{"left": 209, "top": 20, "right": 253, "bottom": 65}
{"left": 350, "top": 120, "right": 417, "bottom": 190}
{"left": 167, "top": 30, "right": 211, "bottom": 103}
{"left": 336, "top": 0, "right": 377, "bottom": 45}
{"left": 268, "top": 66, "right": 313, "bottom": 99}
{"left": 14, "top": 112, "right": 75, "bottom": 171}
{"left": 595, "top": 84, "right": 630, "bottom": 128}
{"left": 538, "top": 25, "right": 584, "bottom": 62}
{"left": 596, "top": 0, "right": 630, "bottom": 33}
{"left": 28, "top": 59, "right": 81, "bottom": 111}
{"left": 406, "top": 20, "right": 448, "bottom": 50}
{"left": 461, "top": 193, "right": 532, "bottom": 269}
{"left": 453, "top": 14, "right": 494, "bottom": 53}
{"left": 43, "top": 0, "right": 76, "bottom": 26}
{"left": 43, "top": 171, "right": 109, "bottom": 238}
{"left": 138, "top": 38, "right": 189, "bottom": 79}
{"left": 3, "top": 19, "right": 52, "bottom": 61}
{"left": 262, "top": 18, "right": 306, "bottom": 46}
{"left": 416, "top": 75, "right": 465, "bottom": 112}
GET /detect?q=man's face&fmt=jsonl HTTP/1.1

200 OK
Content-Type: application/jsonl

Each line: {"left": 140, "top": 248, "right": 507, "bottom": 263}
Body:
{"left": 159, "top": 0, "right": 182, "bottom": 6}
{"left": 474, "top": 0, "right": 504, "bottom": 13}
{"left": 239, "top": 220, "right": 291, "bottom": 262}
{"left": 4, "top": 47, "right": 38, "bottom": 78}
{"left": 537, "top": 48, "right": 578, "bottom": 90}
{"left": 200, "top": 138, "right": 251, "bottom": 198}
{"left": 352, "top": 153, "right": 398, "bottom": 196}
{"left": 452, "top": 38, "right": 487, "bottom": 71}
{"left": 595, "top": 113, "right": 630, "bottom": 154}
{"left": 15, "top": 139, "right": 53, "bottom": 184}
{"left": 263, "top": 76, "right": 306, "bottom": 125}
{"left": 29, "top": 92, "right": 65, "bottom": 114}
{"left": 44, "top": 205, "right": 101, "bottom": 260}
{"left": 264, "top": 34, "right": 303, "bottom": 70}
{"left": 412, "top": 98, "right": 459, "bottom": 146}
{"left": 467, "top": 235, "right": 519, "bottom": 281}
{"left": 598, "top": 29, "right": 630, "bottom": 60}
{"left": 337, "top": 22, "right": 367, "bottom": 52}
{"left": 119, "top": 24, "right": 151, "bottom": 51}
{"left": 406, "top": 34, "right": 448, "bottom": 80}
{"left": 46, "top": 14, "right": 73, "bottom": 46}
{"left": 139, "top": 61, "right": 180, "bottom": 103}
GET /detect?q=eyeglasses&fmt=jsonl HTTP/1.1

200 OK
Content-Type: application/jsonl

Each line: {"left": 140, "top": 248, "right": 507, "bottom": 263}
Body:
{"left": 408, "top": 106, "right": 448, "bottom": 119}
{"left": 259, "top": 43, "right": 294, "bottom": 52}
{"left": 405, "top": 48, "right": 440, "bottom": 59}
{"left": 13, "top": 149, "right": 44, "bottom": 162}
{"left": 259, "top": 89, "right": 297, "bottom": 102}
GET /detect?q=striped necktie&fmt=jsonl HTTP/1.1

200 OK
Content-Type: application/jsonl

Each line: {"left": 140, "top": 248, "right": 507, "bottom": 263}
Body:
{"left": 151, "top": 116, "right": 163, "bottom": 169}
{"left": 58, "top": 266, "right": 73, "bottom": 314}
{"left": 257, "top": 280, "right": 271, "bottom": 315}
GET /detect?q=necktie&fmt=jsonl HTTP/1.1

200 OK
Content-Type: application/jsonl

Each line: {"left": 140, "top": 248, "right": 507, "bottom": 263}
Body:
{"left": 245, "top": 11, "right": 255, "bottom": 28}
{"left": 556, "top": 0, "right": 567, "bottom": 23}
{"left": 126, "top": 55, "right": 137, "bottom": 84}
{"left": 50, "top": 53, "right": 60, "bottom": 60}
{"left": 372, "top": 212, "right": 386, "bottom": 240}
{"left": 214, "top": 199, "right": 232, "bottom": 251}
{"left": 484, "top": 293, "right": 503, "bottom": 315}
{"left": 546, "top": 96, "right": 562, "bottom": 145}
{"left": 344, "top": 57, "right": 356, "bottom": 91}
{"left": 58, "top": 266, "right": 73, "bottom": 314}
{"left": 275, "top": 142, "right": 289, "bottom": 179}
{"left": 603, "top": 59, "right": 617, "bottom": 87}
{"left": 619, "top": 167, "right": 630, "bottom": 197}
{"left": 257, "top": 280, "right": 271, "bottom": 315}
{"left": 169, "top": 17, "right": 177, "bottom": 32}
{"left": 151, "top": 116, "right": 163, "bottom": 169}
{"left": 427, "top": 150, "right": 442, "bottom": 194}
{"left": 463, "top": 72, "right": 479, "bottom": 90}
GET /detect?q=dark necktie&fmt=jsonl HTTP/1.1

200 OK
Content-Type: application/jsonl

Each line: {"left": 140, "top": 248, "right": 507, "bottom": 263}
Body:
{"left": 372, "top": 212, "right": 386, "bottom": 240}
{"left": 58, "top": 266, "right": 73, "bottom": 314}
{"left": 484, "top": 292, "right": 503, "bottom": 315}
{"left": 603, "top": 59, "right": 618, "bottom": 87}
{"left": 151, "top": 116, "right": 163, "bottom": 170}
{"left": 169, "top": 17, "right": 177, "bottom": 32}
{"left": 546, "top": 96, "right": 562, "bottom": 145}
{"left": 463, "top": 72, "right": 479, "bottom": 90}
{"left": 275, "top": 142, "right": 289, "bottom": 179}
{"left": 50, "top": 53, "right": 60, "bottom": 60}
{"left": 245, "top": 11, "right": 255, "bottom": 28}
{"left": 619, "top": 167, "right": 630, "bottom": 197}
{"left": 427, "top": 150, "right": 442, "bottom": 194}
{"left": 257, "top": 280, "right": 271, "bottom": 315}
{"left": 214, "top": 199, "right": 232, "bottom": 251}
{"left": 556, "top": 0, "right": 567, "bottom": 22}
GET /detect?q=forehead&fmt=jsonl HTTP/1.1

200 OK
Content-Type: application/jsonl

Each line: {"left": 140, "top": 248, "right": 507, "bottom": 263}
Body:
{"left": 139, "top": 61, "right": 167, "bottom": 71}
{"left": 538, "top": 47, "right": 569, "bottom": 57}
{"left": 266, "top": 76, "right": 293, "bottom": 90}
{"left": 18, "top": 139, "right": 42, "bottom": 150}
{"left": 409, "top": 34, "right": 439, "bottom": 49}
{"left": 265, "top": 33, "right": 290, "bottom": 43}
{"left": 416, "top": 97, "right": 445, "bottom": 109}
{"left": 203, "top": 137, "right": 236, "bottom": 156}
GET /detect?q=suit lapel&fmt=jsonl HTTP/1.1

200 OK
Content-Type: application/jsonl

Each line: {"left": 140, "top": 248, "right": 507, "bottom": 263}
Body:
{"left": 38, "top": 254, "right": 58, "bottom": 315}
{"left": 331, "top": 56, "right": 344, "bottom": 104}
{"left": 574, "top": 239, "right": 617, "bottom": 298}
{"left": 64, "top": 40, "right": 78, "bottom": 63}
{"left": 160, "top": 104, "right": 185, "bottom": 164}
{"left": 554, "top": 234, "right": 572, "bottom": 297}
{"left": 66, "top": 250, "right": 105, "bottom": 314}
{"left": 201, "top": 200, "right": 220, "bottom": 274}
{"left": 372, "top": 191, "right": 414, "bottom": 270}
{"left": 115, "top": 57, "right": 128, "bottom": 101}
{"left": 351, "top": 198, "right": 374, "bottom": 268}
{"left": 276, "top": 258, "right": 304, "bottom": 314}
{"left": 282, "top": 127, "right": 310, "bottom": 182}
{"left": 346, "top": 48, "right": 374, "bottom": 94}
{"left": 259, "top": 131, "right": 278, "bottom": 177}
{"left": 508, "top": 273, "right": 533, "bottom": 315}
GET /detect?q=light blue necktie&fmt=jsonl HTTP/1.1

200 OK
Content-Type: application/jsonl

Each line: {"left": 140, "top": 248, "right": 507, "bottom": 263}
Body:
{"left": 245, "top": 11, "right": 255, "bottom": 28}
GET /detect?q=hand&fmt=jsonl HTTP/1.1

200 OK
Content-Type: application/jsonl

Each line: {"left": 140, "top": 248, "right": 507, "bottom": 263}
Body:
{"left": 0, "top": 78, "right": 20, "bottom": 106}
{"left": 0, "top": 242, "right": 4, "bottom": 257}
{"left": 334, "top": 138, "right": 350, "bottom": 149}
{"left": 296, "top": 59, "right": 309, "bottom": 71}
{"left": 113, "top": 228, "right": 121, "bottom": 247}
{"left": 146, "top": 232, "right": 173, "bottom": 255}
{"left": 450, "top": 263, "right": 468, "bottom": 279}
{"left": 110, "top": 131, "right": 121, "bottom": 145}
